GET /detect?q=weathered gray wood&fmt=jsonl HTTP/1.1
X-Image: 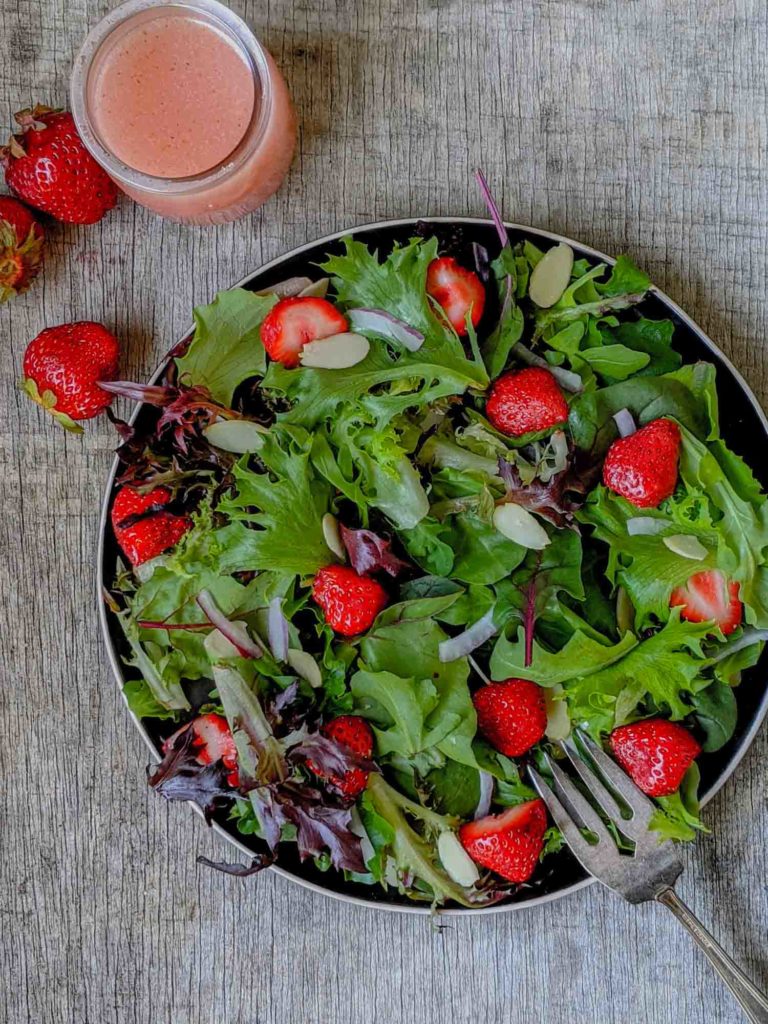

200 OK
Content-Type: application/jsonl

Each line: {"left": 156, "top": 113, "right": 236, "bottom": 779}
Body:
{"left": 1, "top": 0, "right": 767, "bottom": 1022}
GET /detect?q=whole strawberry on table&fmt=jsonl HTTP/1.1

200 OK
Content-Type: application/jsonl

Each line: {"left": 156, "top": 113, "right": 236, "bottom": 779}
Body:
{"left": 98, "top": 177, "right": 767, "bottom": 908}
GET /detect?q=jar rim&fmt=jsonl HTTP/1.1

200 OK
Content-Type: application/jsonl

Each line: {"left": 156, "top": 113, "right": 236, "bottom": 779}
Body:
{"left": 70, "top": 0, "right": 273, "bottom": 195}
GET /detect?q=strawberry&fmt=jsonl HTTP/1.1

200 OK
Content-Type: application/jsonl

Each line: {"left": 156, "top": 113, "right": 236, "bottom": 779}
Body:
{"left": 22, "top": 321, "right": 119, "bottom": 431}
{"left": 670, "top": 569, "right": 742, "bottom": 636}
{"left": 308, "top": 715, "right": 374, "bottom": 797}
{"left": 485, "top": 367, "right": 569, "bottom": 437}
{"left": 426, "top": 256, "right": 486, "bottom": 335}
{"left": 473, "top": 679, "right": 547, "bottom": 757}
{"left": 163, "top": 713, "right": 240, "bottom": 787}
{"left": 1, "top": 105, "right": 117, "bottom": 224}
{"left": 111, "top": 485, "right": 192, "bottom": 567}
{"left": 459, "top": 799, "right": 547, "bottom": 884}
{"left": 312, "top": 564, "right": 387, "bottom": 637}
{"left": 609, "top": 718, "right": 701, "bottom": 797}
{"left": 603, "top": 418, "right": 681, "bottom": 508}
{"left": 0, "top": 196, "right": 44, "bottom": 302}
{"left": 260, "top": 296, "right": 348, "bottom": 368}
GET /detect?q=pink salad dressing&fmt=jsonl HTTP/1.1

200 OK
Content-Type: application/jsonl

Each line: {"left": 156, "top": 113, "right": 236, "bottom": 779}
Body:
{"left": 90, "top": 13, "right": 256, "bottom": 178}
{"left": 73, "top": 0, "right": 296, "bottom": 223}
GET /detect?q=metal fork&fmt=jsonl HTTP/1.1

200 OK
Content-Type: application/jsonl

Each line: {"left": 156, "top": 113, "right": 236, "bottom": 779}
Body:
{"left": 529, "top": 731, "right": 768, "bottom": 1023}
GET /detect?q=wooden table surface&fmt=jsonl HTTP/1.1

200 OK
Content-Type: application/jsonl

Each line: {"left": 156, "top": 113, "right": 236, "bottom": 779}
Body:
{"left": 2, "top": 1, "right": 767, "bottom": 1022}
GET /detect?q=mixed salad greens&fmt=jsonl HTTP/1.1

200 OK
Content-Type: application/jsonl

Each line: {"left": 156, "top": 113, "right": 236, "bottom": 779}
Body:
{"left": 105, "top": 184, "right": 768, "bottom": 908}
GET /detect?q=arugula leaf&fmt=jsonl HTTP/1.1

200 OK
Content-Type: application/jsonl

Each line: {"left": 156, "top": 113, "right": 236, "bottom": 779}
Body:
{"left": 491, "top": 625, "right": 635, "bottom": 687}
{"left": 600, "top": 318, "right": 680, "bottom": 377}
{"left": 568, "top": 362, "right": 718, "bottom": 451}
{"left": 579, "top": 344, "right": 650, "bottom": 381}
{"left": 351, "top": 668, "right": 438, "bottom": 757}
{"left": 690, "top": 679, "right": 737, "bottom": 752}
{"left": 175, "top": 289, "right": 276, "bottom": 405}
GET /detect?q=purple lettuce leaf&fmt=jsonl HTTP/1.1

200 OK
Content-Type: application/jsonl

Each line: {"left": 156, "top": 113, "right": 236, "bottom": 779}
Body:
{"left": 339, "top": 524, "right": 410, "bottom": 578}
{"left": 147, "top": 730, "right": 234, "bottom": 824}
{"left": 497, "top": 449, "right": 601, "bottom": 529}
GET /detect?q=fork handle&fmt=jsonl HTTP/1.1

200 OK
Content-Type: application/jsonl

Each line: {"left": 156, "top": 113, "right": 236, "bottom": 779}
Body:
{"left": 656, "top": 887, "right": 768, "bottom": 1023}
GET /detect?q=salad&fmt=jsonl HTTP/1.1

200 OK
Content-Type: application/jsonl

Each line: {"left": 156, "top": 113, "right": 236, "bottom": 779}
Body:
{"left": 104, "top": 180, "right": 768, "bottom": 908}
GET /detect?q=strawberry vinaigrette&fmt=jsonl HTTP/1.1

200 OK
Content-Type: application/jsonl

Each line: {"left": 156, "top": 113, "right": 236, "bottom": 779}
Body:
{"left": 70, "top": 0, "right": 296, "bottom": 224}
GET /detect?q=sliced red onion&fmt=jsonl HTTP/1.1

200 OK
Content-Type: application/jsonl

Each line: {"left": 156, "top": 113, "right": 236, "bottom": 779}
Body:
{"left": 438, "top": 608, "right": 497, "bottom": 663}
{"left": 474, "top": 168, "right": 509, "bottom": 249}
{"left": 472, "top": 242, "right": 491, "bottom": 282}
{"left": 254, "top": 276, "right": 313, "bottom": 298}
{"left": 298, "top": 278, "right": 330, "bottom": 298}
{"left": 708, "top": 628, "right": 768, "bottom": 664}
{"left": 626, "top": 517, "right": 669, "bottom": 537}
{"left": 474, "top": 771, "right": 494, "bottom": 820}
{"left": 196, "top": 589, "right": 262, "bottom": 658}
{"left": 348, "top": 308, "right": 424, "bottom": 352}
{"left": 267, "top": 596, "right": 289, "bottom": 662}
{"left": 98, "top": 379, "right": 171, "bottom": 404}
{"left": 613, "top": 408, "right": 637, "bottom": 438}
{"left": 512, "top": 343, "right": 583, "bottom": 393}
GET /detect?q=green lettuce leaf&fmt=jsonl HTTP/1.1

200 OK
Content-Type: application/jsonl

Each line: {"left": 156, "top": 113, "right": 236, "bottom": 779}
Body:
{"left": 650, "top": 764, "right": 707, "bottom": 841}
{"left": 216, "top": 432, "right": 332, "bottom": 575}
{"left": 175, "top": 288, "right": 276, "bottom": 405}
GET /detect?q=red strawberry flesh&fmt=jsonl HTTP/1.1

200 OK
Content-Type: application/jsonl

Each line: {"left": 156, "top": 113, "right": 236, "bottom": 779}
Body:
{"left": 260, "top": 296, "right": 348, "bottom": 368}
{"left": 307, "top": 715, "right": 374, "bottom": 798}
{"left": 312, "top": 564, "right": 387, "bottom": 636}
{"left": 426, "top": 256, "right": 486, "bottom": 335}
{"left": 473, "top": 678, "right": 547, "bottom": 757}
{"left": 111, "top": 485, "right": 192, "bottom": 566}
{"left": 459, "top": 798, "right": 547, "bottom": 883}
{"left": 163, "top": 713, "right": 240, "bottom": 787}
{"left": 669, "top": 569, "right": 742, "bottom": 636}
{"left": 609, "top": 718, "right": 701, "bottom": 797}
{"left": 485, "top": 367, "right": 569, "bottom": 437}
{"left": 602, "top": 418, "right": 681, "bottom": 508}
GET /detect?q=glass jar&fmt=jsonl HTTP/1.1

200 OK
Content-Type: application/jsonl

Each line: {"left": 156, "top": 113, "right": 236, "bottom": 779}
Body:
{"left": 71, "top": 0, "right": 296, "bottom": 225}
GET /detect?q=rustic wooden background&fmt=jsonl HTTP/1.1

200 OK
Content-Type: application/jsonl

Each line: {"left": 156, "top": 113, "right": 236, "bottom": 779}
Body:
{"left": 2, "top": 0, "right": 767, "bottom": 1022}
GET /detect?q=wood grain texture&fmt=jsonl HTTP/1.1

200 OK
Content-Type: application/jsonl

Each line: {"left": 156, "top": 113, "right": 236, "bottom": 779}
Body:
{"left": 1, "top": 1, "right": 767, "bottom": 1022}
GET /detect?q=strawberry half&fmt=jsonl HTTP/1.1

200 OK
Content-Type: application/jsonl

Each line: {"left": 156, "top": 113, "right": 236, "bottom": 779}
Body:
{"left": 459, "top": 799, "right": 548, "bottom": 884}
{"left": 670, "top": 569, "right": 742, "bottom": 636}
{"left": 609, "top": 719, "right": 701, "bottom": 797}
{"left": 426, "top": 256, "right": 486, "bottom": 335}
{"left": 22, "top": 321, "right": 120, "bottom": 431}
{"left": 485, "top": 367, "right": 569, "bottom": 437}
{"left": 308, "top": 715, "right": 374, "bottom": 798}
{"left": 312, "top": 564, "right": 387, "bottom": 637}
{"left": 0, "top": 196, "right": 44, "bottom": 302}
{"left": 473, "top": 679, "right": 547, "bottom": 757}
{"left": 603, "top": 418, "right": 681, "bottom": 508}
{"left": 163, "top": 713, "right": 240, "bottom": 787}
{"left": 1, "top": 105, "right": 117, "bottom": 224}
{"left": 260, "top": 296, "right": 348, "bottom": 368}
{"left": 111, "top": 485, "right": 192, "bottom": 567}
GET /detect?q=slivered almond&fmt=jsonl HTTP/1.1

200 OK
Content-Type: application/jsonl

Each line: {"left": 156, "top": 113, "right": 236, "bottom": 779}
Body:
{"left": 203, "top": 419, "right": 268, "bottom": 453}
{"left": 299, "top": 332, "right": 370, "bottom": 369}
{"left": 529, "top": 243, "right": 574, "bottom": 308}
{"left": 493, "top": 503, "right": 550, "bottom": 550}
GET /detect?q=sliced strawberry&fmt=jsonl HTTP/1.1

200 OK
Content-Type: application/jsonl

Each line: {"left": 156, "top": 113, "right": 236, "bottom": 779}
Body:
{"left": 426, "top": 256, "right": 486, "bottom": 335}
{"left": 307, "top": 715, "right": 374, "bottom": 797}
{"left": 260, "top": 296, "right": 348, "bottom": 368}
{"left": 669, "top": 569, "right": 742, "bottom": 636}
{"left": 111, "top": 485, "right": 192, "bottom": 567}
{"left": 459, "top": 799, "right": 547, "bottom": 884}
{"left": 610, "top": 719, "right": 701, "bottom": 796}
{"left": 163, "top": 713, "right": 240, "bottom": 787}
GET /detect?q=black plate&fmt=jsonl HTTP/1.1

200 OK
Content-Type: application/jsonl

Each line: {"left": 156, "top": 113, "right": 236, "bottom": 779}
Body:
{"left": 98, "top": 218, "right": 768, "bottom": 914}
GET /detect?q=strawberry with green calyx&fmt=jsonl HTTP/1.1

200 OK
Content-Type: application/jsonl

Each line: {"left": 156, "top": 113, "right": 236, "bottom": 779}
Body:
{"left": 0, "top": 196, "right": 44, "bottom": 302}
{"left": 22, "top": 321, "right": 120, "bottom": 431}
{"left": 1, "top": 105, "right": 117, "bottom": 224}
